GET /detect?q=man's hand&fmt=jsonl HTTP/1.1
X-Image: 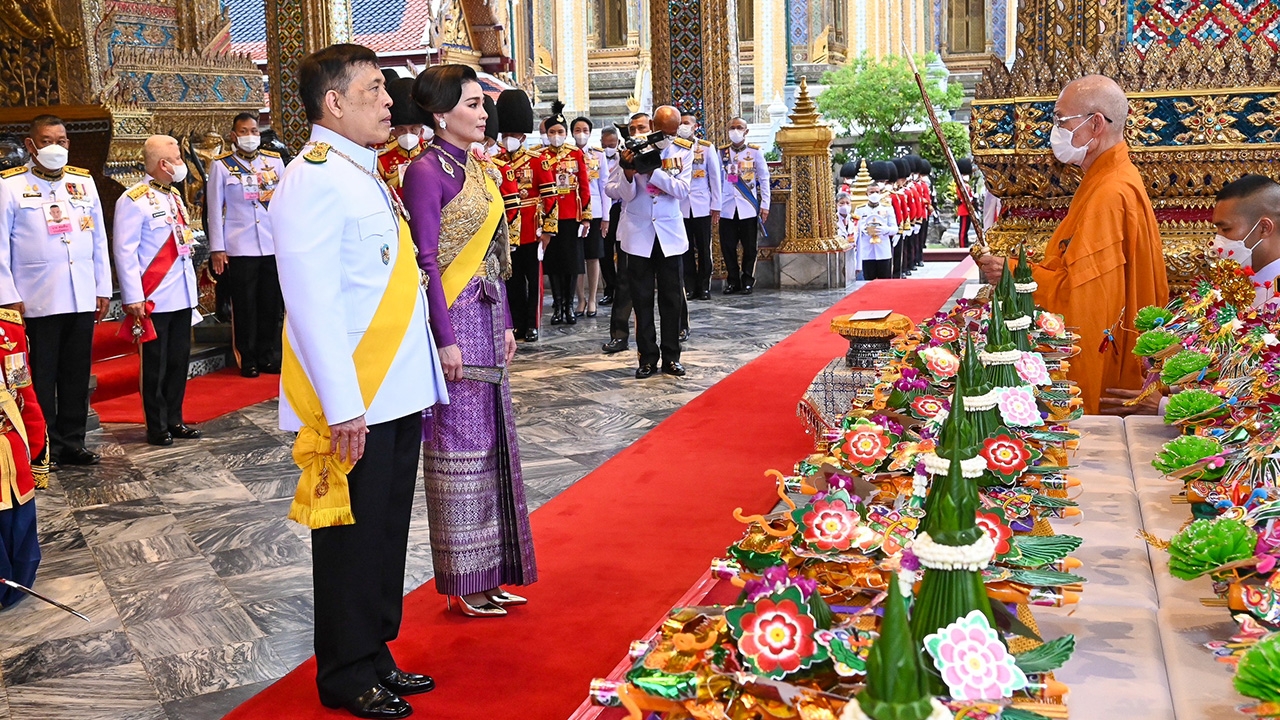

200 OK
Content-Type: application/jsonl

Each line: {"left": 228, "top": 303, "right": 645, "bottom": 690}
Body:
{"left": 579, "top": 220, "right": 590, "bottom": 237}
{"left": 211, "top": 251, "right": 228, "bottom": 275}
{"left": 976, "top": 253, "right": 1005, "bottom": 285}
{"left": 440, "top": 343, "right": 463, "bottom": 382}
{"left": 2, "top": 302, "right": 23, "bottom": 316}
{"left": 504, "top": 329, "right": 517, "bottom": 365}
{"left": 124, "top": 302, "right": 147, "bottom": 318}
{"left": 95, "top": 297, "right": 109, "bottom": 322}
{"left": 328, "top": 415, "right": 368, "bottom": 464}
{"left": 540, "top": 235, "right": 551, "bottom": 251}
{"left": 760, "top": 209, "right": 769, "bottom": 223}
{"left": 600, "top": 220, "right": 610, "bottom": 237}
{"left": 1099, "top": 386, "right": 1163, "bottom": 417}
{"left": 710, "top": 210, "right": 720, "bottom": 224}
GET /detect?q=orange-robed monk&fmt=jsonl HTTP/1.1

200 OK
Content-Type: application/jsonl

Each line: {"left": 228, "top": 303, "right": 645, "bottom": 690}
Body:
{"left": 979, "top": 74, "right": 1169, "bottom": 414}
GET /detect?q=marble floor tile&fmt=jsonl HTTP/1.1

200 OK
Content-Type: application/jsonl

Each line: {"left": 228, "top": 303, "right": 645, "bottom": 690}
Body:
{"left": 0, "top": 572, "right": 121, "bottom": 647}
{"left": 240, "top": 594, "right": 313, "bottom": 637}
{"left": 4, "top": 661, "right": 164, "bottom": 720}
{"left": 206, "top": 532, "right": 309, "bottom": 578}
{"left": 221, "top": 562, "right": 312, "bottom": 605}
{"left": 187, "top": 517, "right": 295, "bottom": 556}
{"left": 160, "top": 679, "right": 274, "bottom": 720}
{"left": 73, "top": 498, "right": 179, "bottom": 547}
{"left": 90, "top": 533, "right": 203, "bottom": 572}
{"left": 124, "top": 603, "right": 264, "bottom": 660}
{"left": 0, "top": 628, "right": 136, "bottom": 686}
{"left": 63, "top": 479, "right": 157, "bottom": 509}
{"left": 141, "top": 637, "right": 287, "bottom": 703}
{"left": 100, "top": 558, "right": 239, "bottom": 626}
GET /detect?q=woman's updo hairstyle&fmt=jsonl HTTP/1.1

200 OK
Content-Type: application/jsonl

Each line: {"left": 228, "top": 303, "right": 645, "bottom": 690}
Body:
{"left": 412, "top": 64, "right": 480, "bottom": 130}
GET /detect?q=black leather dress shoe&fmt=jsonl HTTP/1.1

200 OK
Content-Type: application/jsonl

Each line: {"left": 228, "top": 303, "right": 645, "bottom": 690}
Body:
{"left": 147, "top": 432, "right": 173, "bottom": 447}
{"left": 600, "top": 293, "right": 613, "bottom": 306}
{"left": 380, "top": 669, "right": 435, "bottom": 696}
{"left": 635, "top": 364, "right": 656, "bottom": 379}
{"left": 320, "top": 685, "right": 412, "bottom": 719}
{"left": 699, "top": 291, "right": 711, "bottom": 300}
{"left": 61, "top": 447, "right": 100, "bottom": 466}
{"left": 240, "top": 365, "right": 259, "bottom": 378}
{"left": 512, "top": 329, "right": 525, "bottom": 341}
{"left": 723, "top": 284, "right": 739, "bottom": 295}
{"left": 662, "top": 361, "right": 686, "bottom": 377}
{"left": 525, "top": 328, "right": 539, "bottom": 342}
{"left": 741, "top": 284, "right": 754, "bottom": 295}
{"left": 261, "top": 363, "right": 281, "bottom": 374}
{"left": 602, "top": 338, "right": 628, "bottom": 354}
{"left": 685, "top": 290, "right": 697, "bottom": 301}
{"left": 170, "top": 424, "right": 202, "bottom": 440}
{"left": 678, "top": 328, "right": 690, "bottom": 342}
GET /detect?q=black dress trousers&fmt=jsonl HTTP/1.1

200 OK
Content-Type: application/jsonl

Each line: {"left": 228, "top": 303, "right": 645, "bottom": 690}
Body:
{"left": 140, "top": 308, "right": 192, "bottom": 436}
{"left": 225, "top": 254, "right": 283, "bottom": 370}
{"left": 682, "top": 214, "right": 713, "bottom": 295}
{"left": 628, "top": 240, "right": 683, "bottom": 367}
{"left": 718, "top": 214, "right": 759, "bottom": 289}
{"left": 608, "top": 249, "right": 633, "bottom": 343}
{"left": 25, "top": 311, "right": 94, "bottom": 455}
{"left": 600, "top": 203, "right": 622, "bottom": 296}
{"left": 506, "top": 243, "right": 542, "bottom": 334}
{"left": 312, "top": 412, "right": 422, "bottom": 703}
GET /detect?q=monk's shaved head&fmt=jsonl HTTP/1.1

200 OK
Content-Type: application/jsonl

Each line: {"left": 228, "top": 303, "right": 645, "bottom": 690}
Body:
{"left": 1057, "top": 75, "right": 1128, "bottom": 141}
{"left": 1213, "top": 174, "right": 1280, "bottom": 271}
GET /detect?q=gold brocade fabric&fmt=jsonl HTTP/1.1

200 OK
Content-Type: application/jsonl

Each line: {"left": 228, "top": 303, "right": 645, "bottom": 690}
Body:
{"left": 437, "top": 155, "right": 511, "bottom": 281}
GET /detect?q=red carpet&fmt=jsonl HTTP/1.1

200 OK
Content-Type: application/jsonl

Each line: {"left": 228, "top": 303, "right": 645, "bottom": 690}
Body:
{"left": 92, "top": 367, "right": 279, "bottom": 424}
{"left": 225, "top": 279, "right": 964, "bottom": 720}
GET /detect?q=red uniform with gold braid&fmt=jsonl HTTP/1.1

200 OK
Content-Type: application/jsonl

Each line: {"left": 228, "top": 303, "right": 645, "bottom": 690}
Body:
{"left": 376, "top": 139, "right": 424, "bottom": 201}
{"left": 0, "top": 307, "right": 48, "bottom": 607}
{"left": 536, "top": 144, "right": 592, "bottom": 231}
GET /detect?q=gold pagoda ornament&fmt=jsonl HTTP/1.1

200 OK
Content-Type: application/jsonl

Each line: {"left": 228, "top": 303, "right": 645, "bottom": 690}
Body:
{"left": 775, "top": 77, "right": 844, "bottom": 257}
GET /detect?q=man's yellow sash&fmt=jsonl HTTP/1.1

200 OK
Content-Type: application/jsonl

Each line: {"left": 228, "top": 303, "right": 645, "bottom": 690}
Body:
{"left": 282, "top": 217, "right": 419, "bottom": 528}
{"left": 439, "top": 170, "right": 504, "bottom": 307}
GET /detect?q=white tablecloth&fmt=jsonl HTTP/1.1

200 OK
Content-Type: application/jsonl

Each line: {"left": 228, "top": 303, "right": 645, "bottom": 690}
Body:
{"left": 1034, "top": 416, "right": 1244, "bottom": 719}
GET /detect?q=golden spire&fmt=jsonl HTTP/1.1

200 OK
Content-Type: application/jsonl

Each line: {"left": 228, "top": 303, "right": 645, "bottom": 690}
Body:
{"left": 787, "top": 76, "right": 822, "bottom": 127}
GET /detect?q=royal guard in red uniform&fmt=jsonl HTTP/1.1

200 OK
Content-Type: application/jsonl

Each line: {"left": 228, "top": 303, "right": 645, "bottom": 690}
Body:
{"left": 0, "top": 307, "right": 49, "bottom": 608}
{"left": 536, "top": 101, "right": 591, "bottom": 326}
{"left": 377, "top": 76, "right": 428, "bottom": 201}
{"left": 495, "top": 89, "right": 547, "bottom": 342}
{"left": 913, "top": 156, "right": 934, "bottom": 268}
{"left": 887, "top": 159, "right": 909, "bottom": 277}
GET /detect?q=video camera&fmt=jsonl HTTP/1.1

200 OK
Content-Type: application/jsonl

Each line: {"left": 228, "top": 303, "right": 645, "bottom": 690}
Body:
{"left": 613, "top": 124, "right": 666, "bottom": 175}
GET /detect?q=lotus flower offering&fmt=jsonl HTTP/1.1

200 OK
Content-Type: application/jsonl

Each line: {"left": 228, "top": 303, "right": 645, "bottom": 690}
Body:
{"left": 589, "top": 256, "right": 1089, "bottom": 720}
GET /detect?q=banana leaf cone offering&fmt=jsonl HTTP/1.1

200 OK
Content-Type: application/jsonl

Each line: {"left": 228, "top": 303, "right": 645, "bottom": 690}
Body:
{"left": 856, "top": 581, "right": 935, "bottom": 720}
{"left": 910, "top": 378, "right": 997, "bottom": 694}
{"left": 995, "top": 260, "right": 1033, "bottom": 353}
{"left": 957, "top": 332, "right": 1000, "bottom": 441}
{"left": 983, "top": 285, "right": 1024, "bottom": 391}
{"left": 1014, "top": 245, "right": 1037, "bottom": 326}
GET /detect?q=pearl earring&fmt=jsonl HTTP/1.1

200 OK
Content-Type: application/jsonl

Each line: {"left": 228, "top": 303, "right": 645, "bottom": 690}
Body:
{"left": 439, "top": 119, "right": 447, "bottom": 129}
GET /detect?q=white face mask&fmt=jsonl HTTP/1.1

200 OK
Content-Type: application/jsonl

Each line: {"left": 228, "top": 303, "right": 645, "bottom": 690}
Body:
{"left": 574, "top": 132, "right": 590, "bottom": 147}
{"left": 728, "top": 129, "right": 746, "bottom": 145}
{"left": 485, "top": 143, "right": 501, "bottom": 157}
{"left": 549, "top": 135, "right": 565, "bottom": 148}
{"left": 33, "top": 143, "right": 69, "bottom": 171}
{"left": 838, "top": 205, "right": 851, "bottom": 216}
{"left": 1050, "top": 119, "right": 1093, "bottom": 166}
{"left": 1211, "top": 219, "right": 1265, "bottom": 268}
{"left": 166, "top": 159, "right": 187, "bottom": 184}
{"left": 655, "top": 136, "right": 672, "bottom": 150}
{"left": 236, "top": 135, "right": 261, "bottom": 153}
{"left": 504, "top": 136, "right": 522, "bottom": 152}
{"left": 396, "top": 132, "right": 418, "bottom": 151}
{"left": 603, "top": 146, "right": 617, "bottom": 158}
{"left": 540, "top": 134, "right": 549, "bottom": 146}
{"left": 677, "top": 124, "right": 694, "bottom": 139}
{"left": 421, "top": 126, "right": 435, "bottom": 142}
{"left": 867, "top": 193, "right": 881, "bottom": 205}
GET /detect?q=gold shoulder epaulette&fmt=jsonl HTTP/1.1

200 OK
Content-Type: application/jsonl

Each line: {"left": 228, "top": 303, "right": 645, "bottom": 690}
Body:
{"left": 698, "top": 139, "right": 713, "bottom": 147}
{"left": 672, "top": 137, "right": 694, "bottom": 149}
{"left": 304, "top": 142, "right": 330, "bottom": 164}
{"left": 590, "top": 146, "right": 603, "bottom": 153}
{"left": 719, "top": 143, "right": 731, "bottom": 151}
{"left": 748, "top": 143, "right": 761, "bottom": 150}
{"left": 65, "top": 166, "right": 91, "bottom": 177}
{"left": 0, "top": 307, "right": 22, "bottom": 326}
{"left": 0, "top": 166, "right": 28, "bottom": 179}
{"left": 214, "top": 150, "right": 234, "bottom": 161}
{"left": 260, "top": 149, "right": 281, "bottom": 158}
{"left": 126, "top": 183, "right": 150, "bottom": 200}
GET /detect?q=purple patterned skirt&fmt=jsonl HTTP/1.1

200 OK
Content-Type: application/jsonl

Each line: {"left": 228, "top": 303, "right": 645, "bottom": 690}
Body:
{"left": 422, "top": 274, "right": 537, "bottom": 596}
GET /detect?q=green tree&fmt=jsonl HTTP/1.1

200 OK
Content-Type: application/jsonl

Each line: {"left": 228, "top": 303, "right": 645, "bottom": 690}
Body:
{"left": 918, "top": 121, "right": 972, "bottom": 202}
{"left": 817, "top": 53, "right": 964, "bottom": 158}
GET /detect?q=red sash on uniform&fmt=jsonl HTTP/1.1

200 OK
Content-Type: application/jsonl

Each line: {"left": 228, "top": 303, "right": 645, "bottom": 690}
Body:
{"left": 116, "top": 229, "right": 180, "bottom": 344}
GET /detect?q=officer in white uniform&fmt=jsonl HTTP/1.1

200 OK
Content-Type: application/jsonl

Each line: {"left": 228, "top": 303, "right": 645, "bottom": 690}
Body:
{"left": 853, "top": 183, "right": 899, "bottom": 281}
{"left": 269, "top": 43, "right": 445, "bottom": 720}
{"left": 607, "top": 109, "right": 692, "bottom": 379}
{"left": 207, "top": 111, "right": 287, "bottom": 377}
{"left": 113, "top": 135, "right": 202, "bottom": 447}
{"left": 719, "top": 117, "right": 771, "bottom": 294}
{"left": 677, "top": 110, "right": 722, "bottom": 303}
{"left": 0, "top": 115, "right": 112, "bottom": 466}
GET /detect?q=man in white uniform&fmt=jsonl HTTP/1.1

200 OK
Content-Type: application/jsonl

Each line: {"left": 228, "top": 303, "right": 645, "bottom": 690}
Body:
{"left": 1210, "top": 174, "right": 1280, "bottom": 307}
{"left": 0, "top": 114, "right": 111, "bottom": 465}
{"left": 270, "top": 43, "right": 446, "bottom": 720}
{"left": 113, "top": 135, "right": 202, "bottom": 447}
{"left": 677, "top": 110, "right": 722, "bottom": 303}
{"left": 719, "top": 117, "right": 770, "bottom": 295}
{"left": 207, "top": 111, "right": 287, "bottom": 377}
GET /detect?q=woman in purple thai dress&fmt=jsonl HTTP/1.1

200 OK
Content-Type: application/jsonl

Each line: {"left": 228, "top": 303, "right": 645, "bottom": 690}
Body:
{"left": 403, "top": 64, "right": 537, "bottom": 617}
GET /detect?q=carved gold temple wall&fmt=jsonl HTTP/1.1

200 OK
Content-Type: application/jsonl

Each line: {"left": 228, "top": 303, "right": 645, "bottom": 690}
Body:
{"left": 972, "top": 0, "right": 1280, "bottom": 288}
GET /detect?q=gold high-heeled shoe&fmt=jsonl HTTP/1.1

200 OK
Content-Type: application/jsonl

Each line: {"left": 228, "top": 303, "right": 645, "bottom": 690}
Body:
{"left": 487, "top": 590, "right": 528, "bottom": 606}
{"left": 446, "top": 595, "right": 507, "bottom": 617}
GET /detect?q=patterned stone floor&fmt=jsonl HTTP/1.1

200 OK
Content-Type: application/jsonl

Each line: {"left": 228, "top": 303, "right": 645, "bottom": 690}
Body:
{"left": 0, "top": 269, "right": 959, "bottom": 720}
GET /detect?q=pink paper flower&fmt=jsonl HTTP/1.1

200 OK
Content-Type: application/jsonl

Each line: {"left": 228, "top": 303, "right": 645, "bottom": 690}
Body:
{"left": 1014, "top": 352, "right": 1051, "bottom": 386}
{"left": 836, "top": 424, "right": 891, "bottom": 468}
{"left": 801, "top": 496, "right": 861, "bottom": 552}
{"left": 974, "top": 509, "right": 1013, "bottom": 557}
{"left": 931, "top": 323, "right": 961, "bottom": 344}
{"left": 995, "top": 387, "right": 1043, "bottom": 427}
{"left": 911, "top": 395, "right": 948, "bottom": 420}
{"left": 1037, "top": 312, "right": 1066, "bottom": 338}
{"left": 924, "top": 610, "right": 1028, "bottom": 700}
{"left": 980, "top": 433, "right": 1031, "bottom": 479}
{"left": 920, "top": 346, "right": 960, "bottom": 378}
{"left": 726, "top": 591, "right": 825, "bottom": 678}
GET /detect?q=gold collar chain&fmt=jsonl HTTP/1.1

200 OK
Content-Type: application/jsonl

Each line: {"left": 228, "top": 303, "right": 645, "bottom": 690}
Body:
{"left": 302, "top": 142, "right": 409, "bottom": 221}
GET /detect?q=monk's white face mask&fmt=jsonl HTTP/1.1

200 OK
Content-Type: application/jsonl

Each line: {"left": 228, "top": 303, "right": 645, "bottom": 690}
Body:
{"left": 1049, "top": 114, "right": 1096, "bottom": 166}
{"left": 1211, "top": 218, "right": 1264, "bottom": 268}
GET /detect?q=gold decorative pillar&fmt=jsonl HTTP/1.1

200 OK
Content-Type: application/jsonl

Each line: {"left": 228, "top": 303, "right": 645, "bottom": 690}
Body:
{"left": 774, "top": 77, "right": 844, "bottom": 287}
{"left": 554, "top": 0, "right": 590, "bottom": 114}
{"left": 265, "top": 0, "right": 353, "bottom": 153}
{"left": 650, "top": 0, "right": 740, "bottom": 131}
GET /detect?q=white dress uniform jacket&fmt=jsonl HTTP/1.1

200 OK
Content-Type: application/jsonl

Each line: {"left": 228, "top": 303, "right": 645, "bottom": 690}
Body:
{"left": 853, "top": 203, "right": 899, "bottom": 262}
{"left": 0, "top": 163, "right": 112, "bottom": 317}
{"left": 583, "top": 146, "right": 613, "bottom": 220}
{"left": 269, "top": 124, "right": 446, "bottom": 431}
{"left": 680, "top": 138, "right": 723, "bottom": 219}
{"left": 206, "top": 149, "right": 286, "bottom": 256}
{"left": 606, "top": 141, "right": 693, "bottom": 259}
{"left": 719, "top": 143, "right": 771, "bottom": 220}
{"left": 113, "top": 176, "right": 199, "bottom": 314}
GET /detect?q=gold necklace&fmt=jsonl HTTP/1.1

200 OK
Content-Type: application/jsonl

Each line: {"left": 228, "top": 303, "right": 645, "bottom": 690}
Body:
{"left": 428, "top": 142, "right": 462, "bottom": 178}
{"left": 303, "top": 142, "right": 409, "bottom": 220}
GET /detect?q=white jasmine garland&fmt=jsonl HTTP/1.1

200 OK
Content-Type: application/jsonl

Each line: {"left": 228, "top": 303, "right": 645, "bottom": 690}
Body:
{"left": 898, "top": 569, "right": 917, "bottom": 598}
{"left": 963, "top": 391, "right": 998, "bottom": 411}
{"left": 1015, "top": 281, "right": 1038, "bottom": 293}
{"left": 912, "top": 472, "right": 929, "bottom": 498}
{"left": 979, "top": 348, "right": 1022, "bottom": 365}
{"left": 1005, "top": 315, "right": 1032, "bottom": 331}
{"left": 920, "top": 452, "right": 985, "bottom": 478}
{"left": 911, "top": 531, "right": 996, "bottom": 571}
{"left": 838, "top": 695, "right": 951, "bottom": 720}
